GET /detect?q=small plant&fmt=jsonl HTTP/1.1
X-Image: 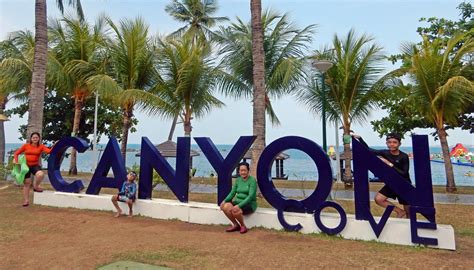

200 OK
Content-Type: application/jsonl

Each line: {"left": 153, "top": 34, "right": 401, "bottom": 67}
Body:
{"left": 128, "top": 164, "right": 164, "bottom": 189}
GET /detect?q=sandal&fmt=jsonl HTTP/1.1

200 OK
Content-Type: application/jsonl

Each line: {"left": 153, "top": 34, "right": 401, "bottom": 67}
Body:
{"left": 22, "top": 203, "right": 29, "bottom": 207}
{"left": 33, "top": 187, "right": 44, "bottom": 192}
{"left": 225, "top": 225, "right": 240, "bottom": 232}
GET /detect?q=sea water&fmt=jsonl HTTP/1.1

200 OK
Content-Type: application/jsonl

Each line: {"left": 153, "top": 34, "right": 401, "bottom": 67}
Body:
{"left": 5, "top": 143, "right": 473, "bottom": 186}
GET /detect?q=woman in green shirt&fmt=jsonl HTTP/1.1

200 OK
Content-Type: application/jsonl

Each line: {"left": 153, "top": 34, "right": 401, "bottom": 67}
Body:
{"left": 220, "top": 162, "right": 257, "bottom": 234}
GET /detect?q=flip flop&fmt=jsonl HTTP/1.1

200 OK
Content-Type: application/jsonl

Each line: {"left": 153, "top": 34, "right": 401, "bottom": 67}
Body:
{"left": 33, "top": 187, "right": 44, "bottom": 192}
{"left": 22, "top": 203, "right": 29, "bottom": 207}
{"left": 225, "top": 225, "right": 240, "bottom": 232}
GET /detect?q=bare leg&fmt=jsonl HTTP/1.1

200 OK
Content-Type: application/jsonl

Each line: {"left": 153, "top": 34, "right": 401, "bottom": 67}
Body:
{"left": 220, "top": 202, "right": 238, "bottom": 226}
{"left": 33, "top": 171, "right": 44, "bottom": 190}
{"left": 375, "top": 192, "right": 405, "bottom": 218}
{"left": 111, "top": 195, "right": 122, "bottom": 217}
{"left": 232, "top": 208, "right": 245, "bottom": 228}
{"left": 403, "top": 205, "right": 410, "bottom": 219}
{"left": 22, "top": 178, "right": 32, "bottom": 206}
{"left": 127, "top": 200, "right": 133, "bottom": 217}
{"left": 231, "top": 207, "right": 248, "bottom": 234}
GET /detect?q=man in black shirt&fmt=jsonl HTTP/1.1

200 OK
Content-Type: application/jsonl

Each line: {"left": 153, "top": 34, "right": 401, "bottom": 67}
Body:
{"left": 352, "top": 133, "right": 410, "bottom": 218}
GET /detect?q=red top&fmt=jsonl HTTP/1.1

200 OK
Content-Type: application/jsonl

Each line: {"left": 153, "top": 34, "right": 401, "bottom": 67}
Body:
{"left": 14, "top": 143, "right": 52, "bottom": 167}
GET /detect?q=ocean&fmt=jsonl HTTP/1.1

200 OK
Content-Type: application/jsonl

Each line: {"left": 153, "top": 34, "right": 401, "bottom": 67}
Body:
{"left": 5, "top": 143, "right": 474, "bottom": 186}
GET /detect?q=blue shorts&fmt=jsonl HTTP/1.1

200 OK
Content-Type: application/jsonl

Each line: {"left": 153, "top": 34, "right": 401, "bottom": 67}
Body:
{"left": 117, "top": 194, "right": 135, "bottom": 203}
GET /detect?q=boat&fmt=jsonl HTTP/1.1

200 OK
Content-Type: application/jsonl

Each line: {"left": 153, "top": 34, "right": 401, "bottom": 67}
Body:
{"left": 430, "top": 159, "right": 474, "bottom": 167}
{"left": 430, "top": 143, "right": 474, "bottom": 167}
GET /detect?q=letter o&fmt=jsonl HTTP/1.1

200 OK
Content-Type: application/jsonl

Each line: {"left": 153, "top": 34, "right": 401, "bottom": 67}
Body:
{"left": 313, "top": 201, "right": 347, "bottom": 235}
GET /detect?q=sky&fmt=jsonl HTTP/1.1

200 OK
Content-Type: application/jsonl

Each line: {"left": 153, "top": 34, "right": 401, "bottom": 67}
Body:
{"left": 0, "top": 0, "right": 473, "bottom": 147}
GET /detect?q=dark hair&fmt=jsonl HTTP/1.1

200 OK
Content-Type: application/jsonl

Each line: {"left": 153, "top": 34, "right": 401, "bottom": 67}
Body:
{"left": 129, "top": 171, "right": 138, "bottom": 178}
{"left": 238, "top": 162, "right": 250, "bottom": 171}
{"left": 386, "top": 133, "right": 401, "bottom": 143}
{"left": 29, "top": 132, "right": 41, "bottom": 145}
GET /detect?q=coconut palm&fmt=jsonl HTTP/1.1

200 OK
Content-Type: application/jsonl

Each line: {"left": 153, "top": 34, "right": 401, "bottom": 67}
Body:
{"left": 217, "top": 10, "right": 315, "bottom": 125}
{"left": 383, "top": 33, "right": 474, "bottom": 192}
{"left": 217, "top": 8, "right": 315, "bottom": 175}
{"left": 85, "top": 17, "right": 167, "bottom": 163}
{"left": 248, "top": 0, "right": 266, "bottom": 177}
{"left": 165, "top": 0, "right": 228, "bottom": 41}
{"left": 48, "top": 16, "right": 108, "bottom": 175}
{"left": 27, "top": 0, "right": 84, "bottom": 138}
{"left": 165, "top": 0, "right": 227, "bottom": 140}
{"left": 0, "top": 31, "right": 36, "bottom": 164}
{"left": 300, "top": 30, "right": 384, "bottom": 187}
{"left": 155, "top": 36, "right": 224, "bottom": 137}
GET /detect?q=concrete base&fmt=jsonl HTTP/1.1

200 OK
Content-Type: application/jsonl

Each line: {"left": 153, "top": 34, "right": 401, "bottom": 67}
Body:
{"left": 34, "top": 191, "right": 455, "bottom": 250}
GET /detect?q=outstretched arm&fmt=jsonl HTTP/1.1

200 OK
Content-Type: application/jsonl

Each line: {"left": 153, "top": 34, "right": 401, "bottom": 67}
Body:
{"left": 41, "top": 144, "right": 52, "bottom": 154}
{"left": 352, "top": 134, "right": 385, "bottom": 155}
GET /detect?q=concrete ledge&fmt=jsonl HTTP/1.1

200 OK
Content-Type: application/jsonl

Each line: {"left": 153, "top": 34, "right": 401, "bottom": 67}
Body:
{"left": 34, "top": 191, "right": 455, "bottom": 250}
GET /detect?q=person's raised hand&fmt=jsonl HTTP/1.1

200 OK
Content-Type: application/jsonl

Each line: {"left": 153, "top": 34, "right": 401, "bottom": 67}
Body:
{"left": 379, "top": 157, "right": 393, "bottom": 167}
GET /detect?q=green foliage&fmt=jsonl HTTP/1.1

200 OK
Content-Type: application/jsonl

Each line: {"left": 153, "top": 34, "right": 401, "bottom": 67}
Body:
{"left": 5, "top": 90, "right": 131, "bottom": 143}
{"left": 377, "top": 2, "right": 474, "bottom": 137}
{"left": 300, "top": 29, "right": 383, "bottom": 129}
{"left": 128, "top": 164, "right": 163, "bottom": 189}
{"left": 370, "top": 84, "right": 432, "bottom": 139}
{"left": 165, "top": 0, "right": 228, "bottom": 41}
{"left": 154, "top": 36, "right": 224, "bottom": 133}
{"left": 376, "top": 33, "right": 474, "bottom": 137}
{"left": 216, "top": 10, "right": 316, "bottom": 125}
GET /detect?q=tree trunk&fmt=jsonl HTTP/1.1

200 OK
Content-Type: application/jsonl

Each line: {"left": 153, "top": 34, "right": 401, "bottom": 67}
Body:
{"left": 68, "top": 94, "right": 84, "bottom": 175}
{"left": 0, "top": 97, "right": 7, "bottom": 165}
{"left": 250, "top": 0, "right": 266, "bottom": 177}
{"left": 168, "top": 113, "right": 179, "bottom": 141}
{"left": 183, "top": 113, "right": 192, "bottom": 137}
{"left": 120, "top": 108, "right": 133, "bottom": 164}
{"left": 342, "top": 124, "right": 353, "bottom": 188}
{"left": 26, "top": 0, "right": 48, "bottom": 139}
{"left": 438, "top": 128, "right": 456, "bottom": 192}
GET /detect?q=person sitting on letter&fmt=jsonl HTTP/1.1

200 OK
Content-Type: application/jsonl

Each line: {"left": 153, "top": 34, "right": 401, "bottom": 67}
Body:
{"left": 111, "top": 171, "right": 137, "bottom": 218}
{"left": 352, "top": 133, "right": 411, "bottom": 218}
{"left": 220, "top": 162, "right": 257, "bottom": 234}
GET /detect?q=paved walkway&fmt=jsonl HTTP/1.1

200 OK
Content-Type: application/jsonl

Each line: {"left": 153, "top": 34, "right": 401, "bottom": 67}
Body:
{"left": 157, "top": 183, "right": 474, "bottom": 205}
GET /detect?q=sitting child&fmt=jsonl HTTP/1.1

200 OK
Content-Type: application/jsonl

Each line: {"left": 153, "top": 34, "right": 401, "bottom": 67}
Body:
{"left": 111, "top": 171, "right": 137, "bottom": 217}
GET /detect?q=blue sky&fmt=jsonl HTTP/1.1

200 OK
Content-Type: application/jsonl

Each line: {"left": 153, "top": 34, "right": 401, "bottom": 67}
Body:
{"left": 1, "top": 0, "right": 473, "bottom": 147}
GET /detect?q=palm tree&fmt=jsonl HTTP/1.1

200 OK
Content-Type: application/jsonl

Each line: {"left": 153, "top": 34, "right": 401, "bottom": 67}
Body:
{"left": 217, "top": 10, "right": 315, "bottom": 125}
{"left": 300, "top": 30, "right": 383, "bottom": 187}
{"left": 249, "top": 0, "right": 266, "bottom": 177}
{"left": 48, "top": 16, "right": 108, "bottom": 175}
{"left": 384, "top": 33, "right": 474, "bottom": 192}
{"left": 86, "top": 17, "right": 165, "bottom": 163}
{"left": 217, "top": 8, "right": 315, "bottom": 175}
{"left": 27, "top": 0, "right": 84, "bottom": 139}
{"left": 155, "top": 37, "right": 224, "bottom": 137}
{"left": 165, "top": 0, "right": 227, "bottom": 140}
{"left": 0, "top": 31, "right": 35, "bottom": 164}
{"left": 165, "top": 0, "right": 228, "bottom": 41}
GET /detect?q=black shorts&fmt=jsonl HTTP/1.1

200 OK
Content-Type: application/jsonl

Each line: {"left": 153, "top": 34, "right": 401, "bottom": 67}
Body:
{"left": 379, "top": 185, "right": 409, "bottom": 205}
{"left": 231, "top": 201, "right": 255, "bottom": 215}
{"left": 25, "top": 165, "right": 42, "bottom": 179}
